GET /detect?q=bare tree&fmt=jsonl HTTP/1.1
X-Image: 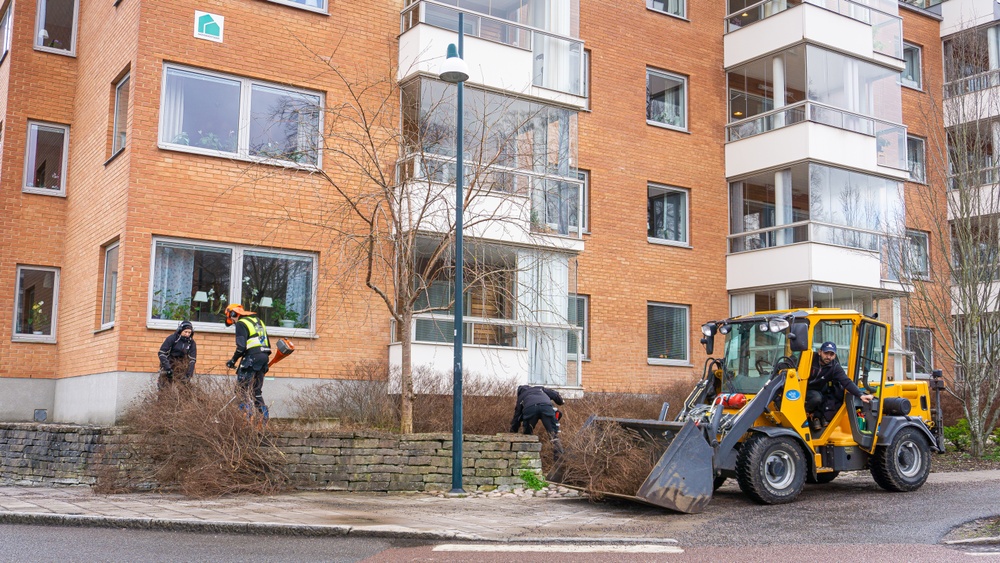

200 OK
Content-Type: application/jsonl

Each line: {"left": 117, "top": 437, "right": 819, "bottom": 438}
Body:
{"left": 893, "top": 22, "right": 1000, "bottom": 457}
{"left": 240, "top": 45, "right": 583, "bottom": 433}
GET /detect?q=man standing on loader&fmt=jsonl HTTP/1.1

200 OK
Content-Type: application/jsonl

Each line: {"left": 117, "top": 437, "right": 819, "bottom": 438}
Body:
{"left": 806, "top": 341, "right": 873, "bottom": 432}
{"left": 224, "top": 304, "right": 271, "bottom": 419}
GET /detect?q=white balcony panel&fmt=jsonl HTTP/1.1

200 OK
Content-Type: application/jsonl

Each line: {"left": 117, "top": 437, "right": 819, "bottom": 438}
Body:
{"left": 389, "top": 342, "right": 530, "bottom": 386}
{"left": 724, "top": 4, "right": 873, "bottom": 69}
{"left": 726, "top": 122, "right": 907, "bottom": 180}
{"left": 727, "top": 242, "right": 882, "bottom": 292}
{"left": 400, "top": 181, "right": 584, "bottom": 253}
{"left": 943, "top": 89, "right": 1000, "bottom": 127}
{"left": 941, "top": 0, "right": 997, "bottom": 37}
{"left": 947, "top": 183, "right": 1000, "bottom": 220}
{"left": 399, "top": 25, "right": 586, "bottom": 110}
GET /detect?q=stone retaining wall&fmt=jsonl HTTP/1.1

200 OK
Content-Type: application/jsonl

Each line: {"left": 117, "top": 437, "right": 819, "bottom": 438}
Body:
{"left": 0, "top": 423, "right": 541, "bottom": 492}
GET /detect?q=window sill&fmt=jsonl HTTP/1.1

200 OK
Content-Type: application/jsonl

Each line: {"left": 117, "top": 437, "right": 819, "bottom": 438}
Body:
{"left": 23, "top": 187, "right": 67, "bottom": 197}
{"left": 648, "top": 359, "right": 692, "bottom": 367}
{"left": 104, "top": 148, "right": 126, "bottom": 167}
{"left": 266, "top": 0, "right": 330, "bottom": 15}
{"left": 646, "top": 8, "right": 688, "bottom": 22}
{"left": 647, "top": 120, "right": 689, "bottom": 133}
{"left": 12, "top": 335, "right": 57, "bottom": 344}
{"left": 94, "top": 324, "right": 115, "bottom": 334}
{"left": 902, "top": 83, "right": 923, "bottom": 93}
{"left": 647, "top": 237, "right": 691, "bottom": 249}
{"left": 33, "top": 45, "right": 76, "bottom": 57}
{"left": 158, "top": 142, "right": 320, "bottom": 171}
{"left": 147, "top": 319, "right": 318, "bottom": 338}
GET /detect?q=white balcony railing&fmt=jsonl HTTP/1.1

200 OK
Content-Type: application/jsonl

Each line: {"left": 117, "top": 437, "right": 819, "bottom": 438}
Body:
{"left": 729, "top": 220, "right": 903, "bottom": 255}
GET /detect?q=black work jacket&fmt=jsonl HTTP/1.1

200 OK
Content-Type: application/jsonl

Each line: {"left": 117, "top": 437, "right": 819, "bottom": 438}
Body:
{"left": 809, "top": 357, "right": 864, "bottom": 406}
{"left": 157, "top": 331, "right": 196, "bottom": 378}
{"left": 510, "top": 385, "right": 564, "bottom": 432}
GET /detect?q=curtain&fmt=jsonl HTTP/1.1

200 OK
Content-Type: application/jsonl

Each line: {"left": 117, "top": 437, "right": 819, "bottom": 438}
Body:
{"left": 519, "top": 250, "right": 569, "bottom": 385}
{"left": 162, "top": 70, "right": 185, "bottom": 143}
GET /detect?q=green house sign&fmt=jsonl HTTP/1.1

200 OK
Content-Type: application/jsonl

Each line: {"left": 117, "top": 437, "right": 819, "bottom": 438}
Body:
{"left": 194, "top": 11, "right": 224, "bottom": 43}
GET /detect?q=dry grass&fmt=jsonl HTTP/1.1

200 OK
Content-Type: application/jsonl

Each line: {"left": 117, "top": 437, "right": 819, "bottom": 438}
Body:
{"left": 94, "top": 378, "right": 287, "bottom": 497}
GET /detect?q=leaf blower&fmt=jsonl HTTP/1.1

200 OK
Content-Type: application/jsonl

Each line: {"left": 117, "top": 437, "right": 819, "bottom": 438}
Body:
{"left": 269, "top": 338, "right": 295, "bottom": 367}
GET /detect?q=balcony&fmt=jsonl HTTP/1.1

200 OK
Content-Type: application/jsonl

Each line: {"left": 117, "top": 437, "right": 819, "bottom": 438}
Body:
{"left": 726, "top": 101, "right": 908, "bottom": 178}
{"left": 724, "top": 0, "right": 903, "bottom": 69}
{"left": 399, "top": 0, "right": 586, "bottom": 109}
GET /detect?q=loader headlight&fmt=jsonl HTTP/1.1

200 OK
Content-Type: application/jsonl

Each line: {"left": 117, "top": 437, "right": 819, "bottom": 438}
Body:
{"left": 701, "top": 323, "right": 717, "bottom": 337}
{"left": 768, "top": 318, "right": 790, "bottom": 333}
{"left": 758, "top": 321, "right": 770, "bottom": 332}
{"left": 719, "top": 323, "right": 731, "bottom": 335}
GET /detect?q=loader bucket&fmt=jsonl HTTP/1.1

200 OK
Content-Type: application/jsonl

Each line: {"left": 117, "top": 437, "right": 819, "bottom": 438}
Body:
{"left": 584, "top": 417, "right": 714, "bottom": 514}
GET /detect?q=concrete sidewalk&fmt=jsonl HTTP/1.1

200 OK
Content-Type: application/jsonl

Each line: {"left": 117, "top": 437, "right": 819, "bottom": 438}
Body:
{"left": 1, "top": 470, "right": 999, "bottom": 543}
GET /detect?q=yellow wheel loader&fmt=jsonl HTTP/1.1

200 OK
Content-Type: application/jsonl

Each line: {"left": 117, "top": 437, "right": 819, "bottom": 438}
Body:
{"left": 585, "top": 308, "right": 945, "bottom": 513}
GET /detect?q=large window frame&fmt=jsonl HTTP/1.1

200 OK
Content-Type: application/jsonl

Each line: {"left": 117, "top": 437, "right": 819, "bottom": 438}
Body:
{"left": 568, "top": 294, "right": 588, "bottom": 359}
{"left": 34, "top": 0, "right": 79, "bottom": 56}
{"left": 647, "top": 302, "right": 690, "bottom": 365}
{"left": 904, "top": 326, "right": 933, "bottom": 377}
{"left": 112, "top": 74, "right": 130, "bottom": 156}
{"left": 148, "top": 237, "right": 318, "bottom": 335}
{"left": 13, "top": 265, "right": 60, "bottom": 343}
{"left": 907, "top": 229, "right": 930, "bottom": 280}
{"left": 23, "top": 120, "right": 70, "bottom": 196}
{"left": 158, "top": 64, "right": 324, "bottom": 168}
{"left": 646, "top": 68, "right": 688, "bottom": 131}
{"left": 101, "top": 242, "right": 120, "bottom": 328}
{"left": 647, "top": 183, "right": 689, "bottom": 246}
{"left": 0, "top": 3, "right": 13, "bottom": 63}
{"left": 646, "top": 0, "right": 685, "bottom": 19}
{"left": 901, "top": 42, "right": 922, "bottom": 90}
{"left": 267, "top": 0, "right": 327, "bottom": 14}
{"left": 906, "top": 135, "right": 926, "bottom": 184}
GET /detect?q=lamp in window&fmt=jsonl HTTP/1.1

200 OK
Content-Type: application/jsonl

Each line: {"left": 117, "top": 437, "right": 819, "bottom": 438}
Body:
{"left": 259, "top": 297, "right": 273, "bottom": 308}
{"left": 193, "top": 291, "right": 209, "bottom": 321}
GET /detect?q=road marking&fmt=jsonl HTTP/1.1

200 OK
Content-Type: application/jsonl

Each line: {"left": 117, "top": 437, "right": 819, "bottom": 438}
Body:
{"left": 433, "top": 544, "right": 684, "bottom": 553}
{"left": 966, "top": 552, "right": 1000, "bottom": 557}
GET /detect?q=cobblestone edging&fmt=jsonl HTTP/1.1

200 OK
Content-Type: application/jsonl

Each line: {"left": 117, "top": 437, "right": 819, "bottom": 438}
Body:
{"left": 0, "top": 423, "right": 542, "bottom": 492}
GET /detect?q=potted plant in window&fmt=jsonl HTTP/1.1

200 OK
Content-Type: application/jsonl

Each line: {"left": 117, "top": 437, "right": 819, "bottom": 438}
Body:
{"left": 27, "top": 301, "right": 47, "bottom": 334}
{"left": 272, "top": 299, "right": 298, "bottom": 328}
{"left": 151, "top": 290, "right": 192, "bottom": 321}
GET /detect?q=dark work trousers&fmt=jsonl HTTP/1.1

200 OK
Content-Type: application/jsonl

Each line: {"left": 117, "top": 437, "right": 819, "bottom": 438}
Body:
{"left": 806, "top": 389, "right": 837, "bottom": 423}
{"left": 521, "top": 403, "right": 564, "bottom": 460}
{"left": 237, "top": 352, "right": 269, "bottom": 414}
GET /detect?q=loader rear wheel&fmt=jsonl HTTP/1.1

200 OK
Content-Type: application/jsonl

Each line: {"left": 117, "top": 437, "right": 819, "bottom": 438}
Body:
{"left": 870, "top": 427, "right": 930, "bottom": 492}
{"left": 736, "top": 434, "right": 806, "bottom": 505}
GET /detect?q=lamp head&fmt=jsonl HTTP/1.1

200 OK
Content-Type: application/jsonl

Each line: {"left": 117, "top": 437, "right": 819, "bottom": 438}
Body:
{"left": 439, "top": 43, "right": 469, "bottom": 84}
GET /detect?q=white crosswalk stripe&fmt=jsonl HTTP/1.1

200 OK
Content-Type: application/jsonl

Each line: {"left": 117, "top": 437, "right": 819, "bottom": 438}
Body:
{"left": 433, "top": 544, "right": 684, "bottom": 553}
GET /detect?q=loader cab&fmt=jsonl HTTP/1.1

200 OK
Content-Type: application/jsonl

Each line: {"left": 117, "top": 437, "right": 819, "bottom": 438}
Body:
{"left": 716, "top": 316, "right": 803, "bottom": 395}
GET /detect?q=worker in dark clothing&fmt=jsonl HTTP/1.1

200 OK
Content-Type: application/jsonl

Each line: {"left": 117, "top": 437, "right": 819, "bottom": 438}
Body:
{"left": 510, "top": 385, "right": 565, "bottom": 459}
{"left": 806, "top": 341, "right": 873, "bottom": 433}
{"left": 157, "top": 320, "right": 196, "bottom": 389}
{"left": 224, "top": 304, "right": 271, "bottom": 419}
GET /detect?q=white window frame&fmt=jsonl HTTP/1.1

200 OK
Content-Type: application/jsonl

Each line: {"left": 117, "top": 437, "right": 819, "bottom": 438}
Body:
{"left": 34, "top": 0, "right": 79, "bottom": 56}
{"left": 23, "top": 120, "right": 70, "bottom": 196}
{"left": 267, "top": 0, "right": 328, "bottom": 14}
{"left": 147, "top": 237, "right": 319, "bottom": 337}
{"left": 574, "top": 170, "right": 589, "bottom": 233}
{"left": 901, "top": 42, "right": 922, "bottom": 90}
{"left": 568, "top": 294, "right": 588, "bottom": 360}
{"left": 647, "top": 302, "right": 690, "bottom": 365}
{"left": 904, "top": 326, "right": 933, "bottom": 378}
{"left": 112, "top": 73, "right": 130, "bottom": 155}
{"left": 646, "top": 68, "right": 688, "bottom": 131}
{"left": 101, "top": 241, "right": 119, "bottom": 329}
{"left": 646, "top": 0, "right": 686, "bottom": 19}
{"left": 13, "top": 265, "right": 60, "bottom": 343}
{"left": 158, "top": 63, "right": 324, "bottom": 168}
{"left": 907, "top": 229, "right": 930, "bottom": 280}
{"left": 907, "top": 135, "right": 926, "bottom": 184}
{"left": 0, "top": 2, "right": 13, "bottom": 62}
{"left": 647, "top": 183, "right": 689, "bottom": 246}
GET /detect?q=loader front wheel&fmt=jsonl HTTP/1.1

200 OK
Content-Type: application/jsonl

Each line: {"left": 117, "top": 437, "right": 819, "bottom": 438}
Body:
{"left": 870, "top": 426, "right": 930, "bottom": 492}
{"left": 736, "top": 434, "right": 806, "bottom": 505}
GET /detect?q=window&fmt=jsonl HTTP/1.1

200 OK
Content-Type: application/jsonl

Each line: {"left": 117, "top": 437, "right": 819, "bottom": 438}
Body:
{"left": 112, "top": 74, "right": 130, "bottom": 155}
{"left": 646, "top": 69, "right": 687, "bottom": 130}
{"left": 907, "top": 230, "right": 929, "bottom": 279}
{"left": 568, "top": 294, "right": 588, "bottom": 358}
{"left": 159, "top": 65, "right": 322, "bottom": 166}
{"left": 582, "top": 49, "right": 591, "bottom": 110}
{"left": 0, "top": 3, "right": 12, "bottom": 61}
{"left": 647, "top": 0, "right": 685, "bottom": 18}
{"left": 34, "top": 0, "right": 78, "bottom": 55}
{"left": 101, "top": 243, "right": 119, "bottom": 327}
{"left": 23, "top": 121, "right": 70, "bottom": 196}
{"left": 574, "top": 170, "right": 589, "bottom": 233}
{"left": 14, "top": 266, "right": 59, "bottom": 341}
{"left": 150, "top": 239, "right": 316, "bottom": 332}
{"left": 268, "top": 0, "right": 327, "bottom": 12}
{"left": 907, "top": 136, "right": 925, "bottom": 183}
{"left": 902, "top": 43, "right": 922, "bottom": 90}
{"left": 648, "top": 303, "right": 688, "bottom": 364}
{"left": 905, "top": 327, "right": 933, "bottom": 376}
{"left": 647, "top": 184, "right": 688, "bottom": 244}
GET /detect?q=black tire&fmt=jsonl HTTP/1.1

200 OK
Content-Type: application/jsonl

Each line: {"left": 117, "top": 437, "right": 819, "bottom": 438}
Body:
{"left": 870, "top": 426, "right": 931, "bottom": 492}
{"left": 807, "top": 471, "right": 839, "bottom": 484}
{"left": 736, "top": 434, "right": 806, "bottom": 505}
{"left": 713, "top": 474, "right": 727, "bottom": 491}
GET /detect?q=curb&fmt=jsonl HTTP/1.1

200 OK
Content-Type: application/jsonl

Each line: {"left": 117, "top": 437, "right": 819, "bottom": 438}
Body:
{"left": 944, "top": 536, "right": 1000, "bottom": 546}
{"left": 0, "top": 511, "right": 678, "bottom": 544}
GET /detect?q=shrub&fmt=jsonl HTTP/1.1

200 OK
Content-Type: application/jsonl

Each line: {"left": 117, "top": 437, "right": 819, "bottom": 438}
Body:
{"left": 943, "top": 418, "right": 972, "bottom": 453}
{"left": 95, "top": 378, "right": 286, "bottom": 497}
{"left": 289, "top": 360, "right": 398, "bottom": 430}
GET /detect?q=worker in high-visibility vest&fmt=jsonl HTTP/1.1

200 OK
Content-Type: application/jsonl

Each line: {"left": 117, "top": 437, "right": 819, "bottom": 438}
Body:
{"left": 224, "top": 304, "right": 272, "bottom": 419}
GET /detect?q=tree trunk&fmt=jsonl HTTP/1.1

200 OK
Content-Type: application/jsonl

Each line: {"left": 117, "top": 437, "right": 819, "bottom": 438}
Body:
{"left": 399, "top": 310, "right": 414, "bottom": 434}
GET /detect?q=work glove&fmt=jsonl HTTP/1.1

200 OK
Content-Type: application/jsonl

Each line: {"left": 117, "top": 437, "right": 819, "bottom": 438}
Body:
{"left": 226, "top": 359, "right": 236, "bottom": 370}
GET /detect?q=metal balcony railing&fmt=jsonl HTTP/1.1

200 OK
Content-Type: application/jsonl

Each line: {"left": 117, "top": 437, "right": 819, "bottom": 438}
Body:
{"left": 726, "top": 100, "right": 907, "bottom": 170}
{"left": 728, "top": 220, "right": 902, "bottom": 255}
{"left": 944, "top": 69, "right": 1000, "bottom": 99}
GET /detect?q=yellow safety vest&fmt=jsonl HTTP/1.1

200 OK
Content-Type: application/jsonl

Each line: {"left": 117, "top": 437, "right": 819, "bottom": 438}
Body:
{"left": 239, "top": 316, "right": 270, "bottom": 353}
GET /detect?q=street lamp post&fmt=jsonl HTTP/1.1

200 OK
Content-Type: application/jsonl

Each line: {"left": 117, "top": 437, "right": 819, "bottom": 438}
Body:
{"left": 439, "top": 13, "right": 469, "bottom": 495}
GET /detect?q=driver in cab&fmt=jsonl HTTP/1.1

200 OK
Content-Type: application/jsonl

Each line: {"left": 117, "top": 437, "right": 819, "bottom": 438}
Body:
{"left": 806, "top": 341, "right": 874, "bottom": 434}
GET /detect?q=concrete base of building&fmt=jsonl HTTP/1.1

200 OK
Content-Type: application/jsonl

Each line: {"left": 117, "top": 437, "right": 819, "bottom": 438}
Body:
{"left": 0, "top": 373, "right": 348, "bottom": 426}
